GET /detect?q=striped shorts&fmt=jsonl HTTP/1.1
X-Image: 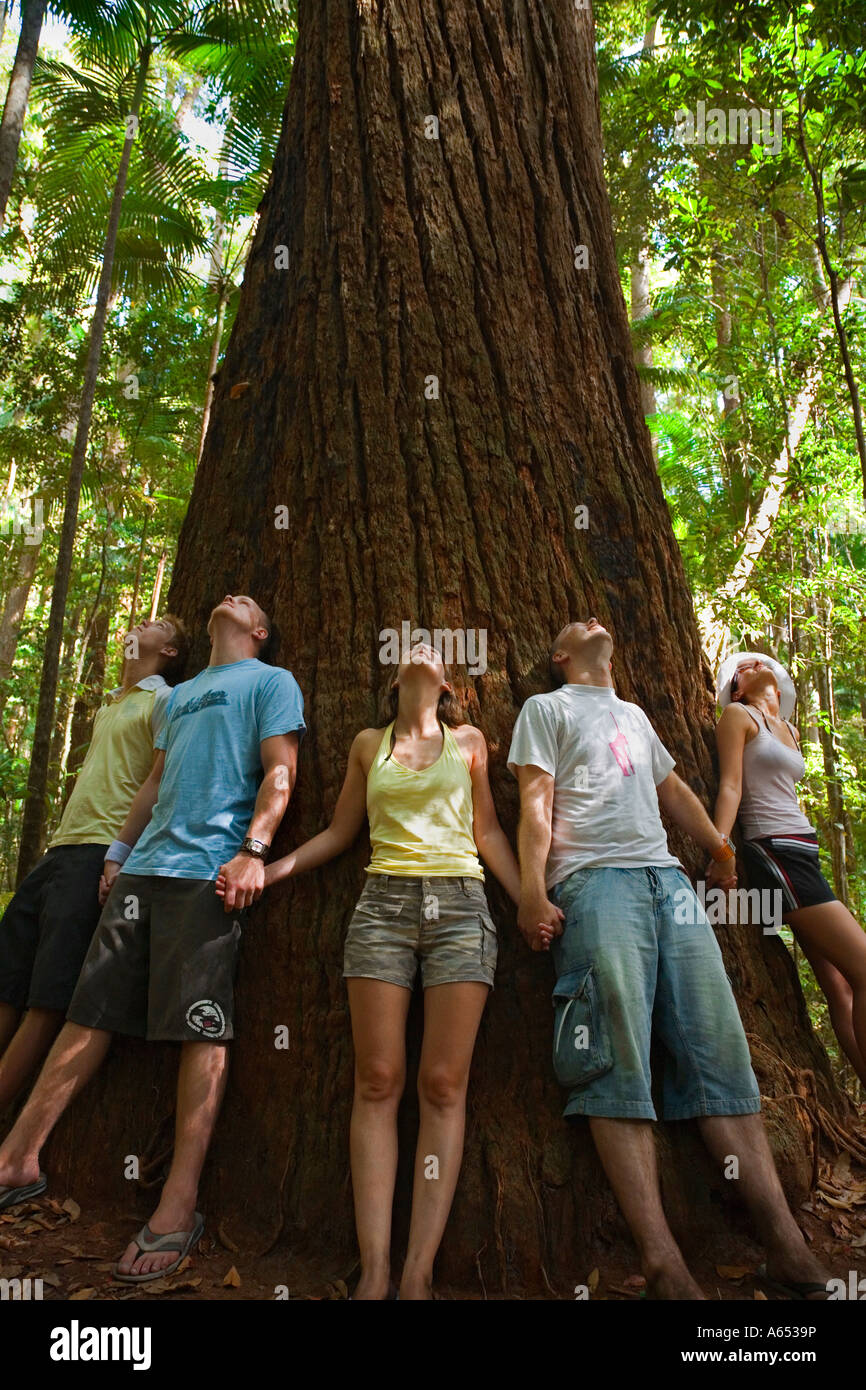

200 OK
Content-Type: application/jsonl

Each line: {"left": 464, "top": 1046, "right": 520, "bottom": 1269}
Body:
{"left": 741, "top": 833, "right": 835, "bottom": 913}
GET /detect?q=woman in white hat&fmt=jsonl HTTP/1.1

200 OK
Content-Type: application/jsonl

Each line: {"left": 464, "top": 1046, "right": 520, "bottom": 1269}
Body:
{"left": 714, "top": 653, "right": 866, "bottom": 1087}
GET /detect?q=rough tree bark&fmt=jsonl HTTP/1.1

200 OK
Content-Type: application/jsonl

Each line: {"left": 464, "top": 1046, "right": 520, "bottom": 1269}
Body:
{"left": 41, "top": 0, "right": 851, "bottom": 1294}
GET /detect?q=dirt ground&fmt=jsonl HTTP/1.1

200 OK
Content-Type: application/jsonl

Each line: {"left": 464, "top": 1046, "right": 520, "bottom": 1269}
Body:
{"left": 2, "top": 1146, "right": 865, "bottom": 1302}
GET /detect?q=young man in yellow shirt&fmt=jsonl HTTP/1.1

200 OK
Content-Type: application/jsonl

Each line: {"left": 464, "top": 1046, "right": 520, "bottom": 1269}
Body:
{"left": 0, "top": 614, "right": 187, "bottom": 1110}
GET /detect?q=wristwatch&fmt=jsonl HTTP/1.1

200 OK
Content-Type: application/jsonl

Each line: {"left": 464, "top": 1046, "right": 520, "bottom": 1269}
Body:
{"left": 241, "top": 836, "right": 269, "bottom": 860}
{"left": 711, "top": 834, "right": 736, "bottom": 863}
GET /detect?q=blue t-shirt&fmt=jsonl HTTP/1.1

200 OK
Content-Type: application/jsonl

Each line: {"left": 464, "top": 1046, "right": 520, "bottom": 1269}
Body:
{"left": 126, "top": 658, "right": 305, "bottom": 880}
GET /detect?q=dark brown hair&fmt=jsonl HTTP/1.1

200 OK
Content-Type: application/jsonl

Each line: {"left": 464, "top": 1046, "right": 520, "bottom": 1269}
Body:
{"left": 378, "top": 659, "right": 463, "bottom": 728}
{"left": 160, "top": 613, "right": 190, "bottom": 686}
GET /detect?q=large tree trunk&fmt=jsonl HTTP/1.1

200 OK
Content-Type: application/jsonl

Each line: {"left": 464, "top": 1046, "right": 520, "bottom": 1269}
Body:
{"left": 41, "top": 1, "right": 850, "bottom": 1294}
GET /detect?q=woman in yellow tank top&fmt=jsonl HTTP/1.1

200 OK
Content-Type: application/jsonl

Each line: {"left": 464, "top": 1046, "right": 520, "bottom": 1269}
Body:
{"left": 262, "top": 643, "right": 554, "bottom": 1299}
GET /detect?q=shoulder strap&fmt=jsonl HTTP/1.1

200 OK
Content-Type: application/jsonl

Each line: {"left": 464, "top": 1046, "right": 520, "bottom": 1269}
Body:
{"left": 785, "top": 719, "right": 800, "bottom": 744}
{"left": 740, "top": 704, "right": 762, "bottom": 732}
{"left": 378, "top": 722, "right": 395, "bottom": 764}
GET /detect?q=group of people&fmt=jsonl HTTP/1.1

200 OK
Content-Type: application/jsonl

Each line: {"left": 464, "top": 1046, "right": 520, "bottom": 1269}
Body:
{"left": 0, "top": 594, "right": 862, "bottom": 1300}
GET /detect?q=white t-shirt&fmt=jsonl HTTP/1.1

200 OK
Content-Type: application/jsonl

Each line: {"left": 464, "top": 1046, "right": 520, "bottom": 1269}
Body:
{"left": 507, "top": 683, "right": 680, "bottom": 889}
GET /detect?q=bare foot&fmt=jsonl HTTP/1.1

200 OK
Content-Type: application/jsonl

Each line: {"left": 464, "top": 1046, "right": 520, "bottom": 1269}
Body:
{"left": 352, "top": 1266, "right": 393, "bottom": 1300}
{"left": 399, "top": 1265, "right": 433, "bottom": 1300}
{"left": 764, "top": 1250, "right": 830, "bottom": 1301}
{"left": 645, "top": 1258, "right": 706, "bottom": 1300}
{"left": 0, "top": 1155, "right": 41, "bottom": 1190}
{"left": 115, "top": 1193, "right": 198, "bottom": 1279}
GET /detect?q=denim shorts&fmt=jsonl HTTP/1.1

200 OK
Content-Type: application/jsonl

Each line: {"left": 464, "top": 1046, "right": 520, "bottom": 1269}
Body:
{"left": 343, "top": 874, "right": 498, "bottom": 989}
{"left": 549, "top": 866, "right": 761, "bottom": 1121}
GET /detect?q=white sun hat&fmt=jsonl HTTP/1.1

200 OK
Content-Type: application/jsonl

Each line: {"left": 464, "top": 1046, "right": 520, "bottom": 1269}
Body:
{"left": 715, "top": 652, "right": 796, "bottom": 720}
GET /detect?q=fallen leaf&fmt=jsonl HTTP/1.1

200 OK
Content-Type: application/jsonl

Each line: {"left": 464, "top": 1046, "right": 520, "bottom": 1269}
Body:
{"left": 223, "top": 1265, "right": 241, "bottom": 1288}
{"left": 175, "top": 1256, "right": 191, "bottom": 1275}
{"left": 832, "top": 1152, "right": 852, "bottom": 1185}
{"left": 39, "top": 1271, "right": 62, "bottom": 1288}
{"left": 608, "top": 1282, "right": 643, "bottom": 1297}
{"left": 586, "top": 1267, "right": 599, "bottom": 1293}
{"left": 217, "top": 1222, "right": 239, "bottom": 1253}
{"left": 754, "top": 1289, "right": 767, "bottom": 1300}
{"left": 168, "top": 1277, "right": 202, "bottom": 1292}
{"left": 334, "top": 1278, "right": 348, "bottom": 1299}
{"left": 716, "top": 1264, "right": 754, "bottom": 1281}
{"left": 622, "top": 1274, "right": 646, "bottom": 1289}
{"left": 69, "top": 1287, "right": 96, "bottom": 1300}
{"left": 142, "top": 1279, "right": 173, "bottom": 1294}
{"left": 61, "top": 1198, "right": 81, "bottom": 1223}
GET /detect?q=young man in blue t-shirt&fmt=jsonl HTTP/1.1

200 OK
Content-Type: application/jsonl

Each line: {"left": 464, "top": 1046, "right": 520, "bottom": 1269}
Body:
{"left": 0, "top": 595, "right": 305, "bottom": 1284}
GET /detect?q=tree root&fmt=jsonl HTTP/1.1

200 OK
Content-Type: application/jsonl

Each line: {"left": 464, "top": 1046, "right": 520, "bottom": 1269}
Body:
{"left": 746, "top": 1033, "right": 866, "bottom": 1171}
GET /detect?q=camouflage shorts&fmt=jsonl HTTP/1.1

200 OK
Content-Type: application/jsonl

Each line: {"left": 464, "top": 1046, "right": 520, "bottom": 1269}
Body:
{"left": 343, "top": 874, "right": 498, "bottom": 990}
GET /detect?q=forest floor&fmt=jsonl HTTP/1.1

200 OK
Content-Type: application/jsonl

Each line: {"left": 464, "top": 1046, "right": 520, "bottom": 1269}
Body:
{"left": 2, "top": 1146, "right": 865, "bottom": 1302}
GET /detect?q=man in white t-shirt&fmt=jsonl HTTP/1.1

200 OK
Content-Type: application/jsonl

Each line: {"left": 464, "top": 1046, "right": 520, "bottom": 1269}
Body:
{"left": 508, "top": 618, "right": 829, "bottom": 1301}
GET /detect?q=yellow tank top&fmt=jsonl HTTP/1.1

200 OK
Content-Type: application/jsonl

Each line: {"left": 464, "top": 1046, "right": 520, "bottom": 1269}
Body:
{"left": 366, "top": 721, "right": 483, "bottom": 878}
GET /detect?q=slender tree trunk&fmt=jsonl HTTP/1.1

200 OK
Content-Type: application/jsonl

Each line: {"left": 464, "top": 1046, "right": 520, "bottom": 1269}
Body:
{"left": 15, "top": 44, "right": 152, "bottom": 883}
{"left": 42, "top": 1, "right": 850, "bottom": 1292}
{"left": 197, "top": 296, "right": 227, "bottom": 464}
{"left": 0, "top": 537, "right": 39, "bottom": 687}
{"left": 62, "top": 606, "right": 109, "bottom": 813}
{"left": 128, "top": 508, "right": 150, "bottom": 629}
{"left": 149, "top": 550, "right": 166, "bottom": 618}
{"left": 0, "top": 0, "right": 46, "bottom": 230}
{"left": 630, "top": 240, "right": 656, "bottom": 422}
{"left": 197, "top": 129, "right": 232, "bottom": 463}
{"left": 795, "top": 91, "right": 866, "bottom": 496}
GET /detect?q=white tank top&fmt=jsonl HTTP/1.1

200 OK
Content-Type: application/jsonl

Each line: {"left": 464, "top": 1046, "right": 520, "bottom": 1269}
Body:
{"left": 738, "top": 707, "right": 814, "bottom": 839}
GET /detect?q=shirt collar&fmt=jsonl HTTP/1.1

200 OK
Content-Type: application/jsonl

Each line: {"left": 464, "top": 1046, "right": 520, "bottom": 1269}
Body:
{"left": 108, "top": 673, "right": 169, "bottom": 698}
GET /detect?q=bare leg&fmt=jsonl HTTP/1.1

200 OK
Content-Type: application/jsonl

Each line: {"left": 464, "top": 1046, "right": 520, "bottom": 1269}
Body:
{"left": 0, "top": 1022, "right": 112, "bottom": 1187}
{"left": 786, "top": 901, "right": 866, "bottom": 1085}
{"left": 786, "top": 906, "right": 866, "bottom": 1087}
{"left": 0, "top": 1002, "right": 21, "bottom": 1055}
{"left": 400, "top": 982, "right": 489, "bottom": 1300}
{"left": 698, "top": 1112, "right": 829, "bottom": 1297}
{"left": 116, "top": 1040, "right": 230, "bottom": 1277}
{"left": 0, "top": 1008, "right": 65, "bottom": 1109}
{"left": 346, "top": 978, "right": 411, "bottom": 1300}
{"left": 589, "top": 1117, "right": 705, "bottom": 1299}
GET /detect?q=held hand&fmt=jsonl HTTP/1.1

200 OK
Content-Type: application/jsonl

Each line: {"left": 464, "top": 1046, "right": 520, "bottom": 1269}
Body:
{"left": 518, "top": 896, "right": 565, "bottom": 952}
{"left": 218, "top": 853, "right": 265, "bottom": 913}
{"left": 99, "top": 859, "right": 122, "bottom": 906}
{"left": 706, "top": 857, "right": 737, "bottom": 891}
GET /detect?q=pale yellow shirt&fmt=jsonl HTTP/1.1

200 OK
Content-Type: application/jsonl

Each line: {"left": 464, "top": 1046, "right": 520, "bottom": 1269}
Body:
{"left": 50, "top": 675, "right": 169, "bottom": 848}
{"left": 366, "top": 721, "right": 483, "bottom": 878}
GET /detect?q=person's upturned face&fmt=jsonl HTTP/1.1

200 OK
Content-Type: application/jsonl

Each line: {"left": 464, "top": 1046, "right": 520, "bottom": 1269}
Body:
{"left": 127, "top": 616, "right": 176, "bottom": 661}
{"left": 208, "top": 594, "right": 266, "bottom": 642}
{"left": 553, "top": 617, "right": 614, "bottom": 666}
{"left": 732, "top": 658, "right": 779, "bottom": 704}
{"left": 394, "top": 643, "right": 449, "bottom": 699}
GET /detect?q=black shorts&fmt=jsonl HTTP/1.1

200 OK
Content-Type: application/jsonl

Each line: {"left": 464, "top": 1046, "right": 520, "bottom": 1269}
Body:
{"left": 66, "top": 873, "right": 246, "bottom": 1042}
{"left": 0, "top": 844, "right": 107, "bottom": 1011}
{"left": 741, "top": 834, "right": 836, "bottom": 913}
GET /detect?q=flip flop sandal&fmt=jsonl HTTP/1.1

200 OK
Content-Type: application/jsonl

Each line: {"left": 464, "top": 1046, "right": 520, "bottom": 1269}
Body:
{"left": 0, "top": 1173, "right": 48, "bottom": 1211}
{"left": 756, "top": 1263, "right": 829, "bottom": 1301}
{"left": 113, "top": 1212, "right": 205, "bottom": 1285}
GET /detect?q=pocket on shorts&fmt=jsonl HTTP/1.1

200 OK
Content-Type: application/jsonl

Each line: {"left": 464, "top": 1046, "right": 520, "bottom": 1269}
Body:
{"left": 479, "top": 917, "right": 498, "bottom": 970}
{"left": 358, "top": 880, "right": 404, "bottom": 917}
{"left": 551, "top": 964, "right": 613, "bottom": 1089}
